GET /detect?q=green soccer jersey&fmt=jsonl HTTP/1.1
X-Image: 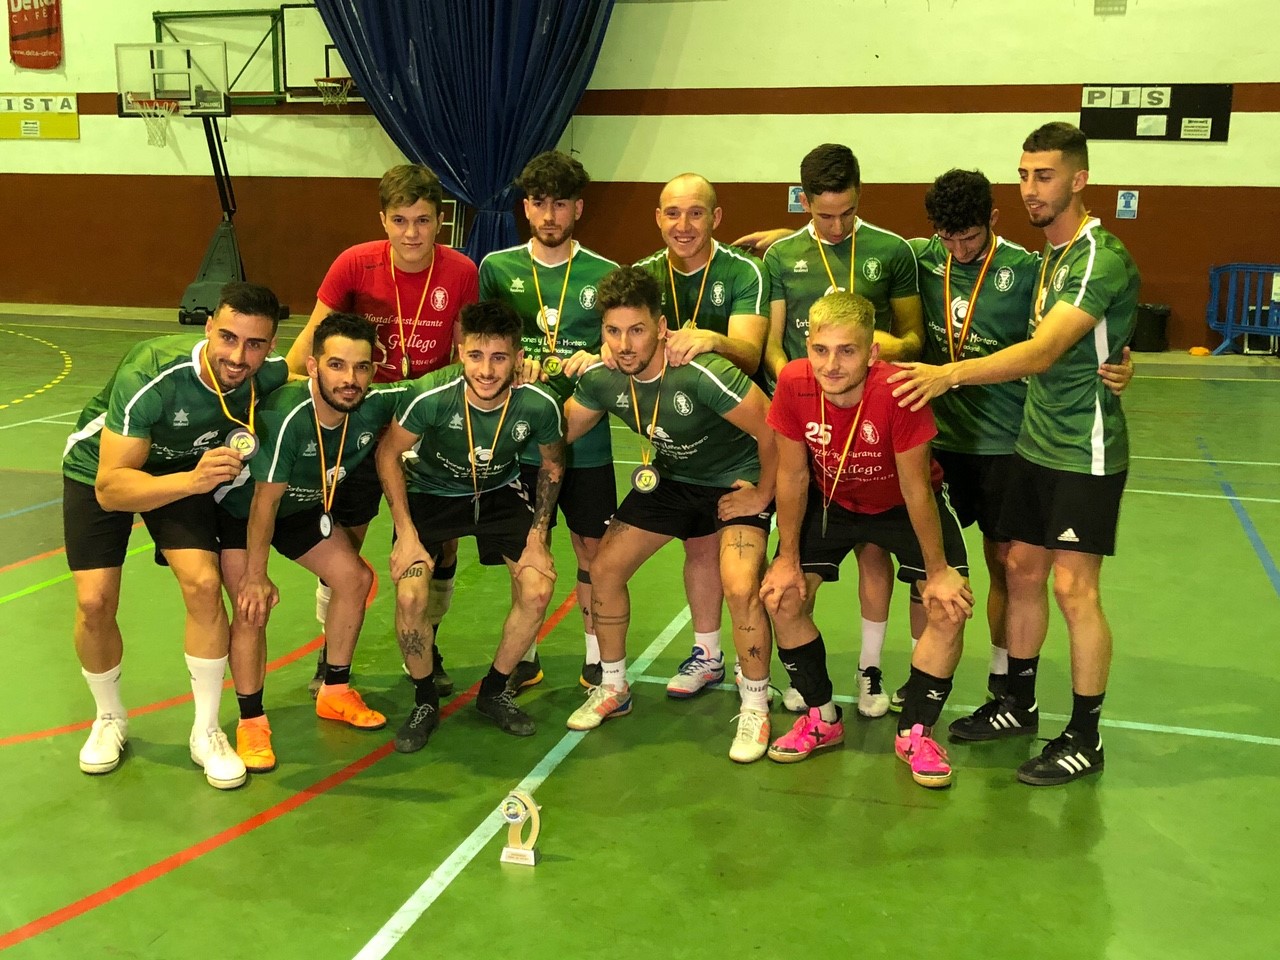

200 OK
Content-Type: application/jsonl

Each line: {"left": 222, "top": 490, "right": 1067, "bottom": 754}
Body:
{"left": 394, "top": 364, "right": 563, "bottom": 497}
{"left": 62, "top": 335, "right": 289, "bottom": 487}
{"left": 634, "top": 240, "right": 769, "bottom": 337}
{"left": 765, "top": 219, "right": 919, "bottom": 361}
{"left": 1016, "top": 219, "right": 1140, "bottom": 476}
{"left": 573, "top": 353, "right": 759, "bottom": 488}
{"left": 215, "top": 380, "right": 406, "bottom": 519}
{"left": 479, "top": 240, "right": 616, "bottom": 469}
{"left": 912, "top": 234, "right": 1037, "bottom": 455}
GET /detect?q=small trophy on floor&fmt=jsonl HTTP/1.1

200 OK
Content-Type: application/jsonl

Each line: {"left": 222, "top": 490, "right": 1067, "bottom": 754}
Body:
{"left": 499, "top": 789, "right": 541, "bottom": 866}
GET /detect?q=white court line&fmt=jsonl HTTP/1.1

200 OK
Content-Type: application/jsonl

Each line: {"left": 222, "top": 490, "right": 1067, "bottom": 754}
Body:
{"left": 1132, "top": 455, "right": 1280, "bottom": 467}
{"left": 1127, "top": 488, "right": 1280, "bottom": 505}
{"left": 630, "top": 676, "right": 1280, "bottom": 747}
{"left": 0, "top": 408, "right": 81, "bottom": 431}
{"left": 353, "top": 605, "right": 693, "bottom": 960}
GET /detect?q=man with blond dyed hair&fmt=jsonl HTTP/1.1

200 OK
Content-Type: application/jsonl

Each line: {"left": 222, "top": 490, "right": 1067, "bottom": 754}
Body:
{"left": 760, "top": 292, "right": 972, "bottom": 790}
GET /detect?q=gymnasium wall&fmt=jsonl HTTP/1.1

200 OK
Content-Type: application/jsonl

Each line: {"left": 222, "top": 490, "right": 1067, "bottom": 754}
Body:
{"left": 1, "top": 0, "right": 1277, "bottom": 348}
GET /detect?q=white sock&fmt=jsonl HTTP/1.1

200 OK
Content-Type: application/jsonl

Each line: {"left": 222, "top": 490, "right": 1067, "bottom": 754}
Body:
{"left": 694, "top": 630, "right": 722, "bottom": 659}
{"left": 520, "top": 642, "right": 538, "bottom": 663}
{"left": 817, "top": 701, "right": 838, "bottom": 723}
{"left": 82, "top": 664, "right": 126, "bottom": 718}
{"left": 602, "top": 657, "right": 627, "bottom": 690}
{"left": 185, "top": 654, "right": 227, "bottom": 734}
{"left": 990, "top": 645, "right": 1009, "bottom": 675}
{"left": 858, "top": 619, "right": 888, "bottom": 670}
{"left": 911, "top": 634, "right": 920, "bottom": 651}
{"left": 739, "top": 675, "right": 770, "bottom": 712}
{"left": 584, "top": 633, "right": 600, "bottom": 665}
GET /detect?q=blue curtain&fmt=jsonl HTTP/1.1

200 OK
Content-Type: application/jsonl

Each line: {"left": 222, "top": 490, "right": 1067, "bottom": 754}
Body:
{"left": 313, "top": 0, "right": 616, "bottom": 263}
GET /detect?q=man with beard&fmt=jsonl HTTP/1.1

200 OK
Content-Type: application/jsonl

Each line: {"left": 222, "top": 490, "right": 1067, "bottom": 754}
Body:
{"left": 561, "top": 267, "right": 779, "bottom": 764}
{"left": 218, "top": 313, "right": 403, "bottom": 771}
{"left": 479, "top": 151, "right": 618, "bottom": 690}
{"left": 62, "top": 281, "right": 288, "bottom": 790}
{"left": 375, "top": 301, "right": 566, "bottom": 749}
{"left": 286, "top": 164, "right": 478, "bottom": 698}
{"left": 889, "top": 123, "right": 1140, "bottom": 785}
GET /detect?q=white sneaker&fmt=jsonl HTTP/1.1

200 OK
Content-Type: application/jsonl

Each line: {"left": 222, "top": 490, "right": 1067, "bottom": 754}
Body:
{"left": 79, "top": 714, "right": 128, "bottom": 774}
{"left": 315, "top": 580, "right": 332, "bottom": 625}
{"left": 728, "top": 708, "right": 770, "bottom": 763}
{"left": 857, "top": 666, "right": 891, "bottom": 718}
{"left": 781, "top": 686, "right": 807, "bottom": 714}
{"left": 665, "top": 645, "right": 725, "bottom": 699}
{"left": 190, "top": 728, "right": 248, "bottom": 790}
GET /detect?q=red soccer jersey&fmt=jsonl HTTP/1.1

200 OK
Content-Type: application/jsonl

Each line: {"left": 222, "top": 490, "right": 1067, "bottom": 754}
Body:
{"left": 317, "top": 240, "right": 479, "bottom": 383}
{"left": 767, "top": 359, "right": 943, "bottom": 515}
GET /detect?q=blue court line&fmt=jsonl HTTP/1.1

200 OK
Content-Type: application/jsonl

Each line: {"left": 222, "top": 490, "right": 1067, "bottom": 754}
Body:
{"left": 1196, "top": 437, "right": 1280, "bottom": 598}
{"left": 0, "top": 499, "right": 60, "bottom": 521}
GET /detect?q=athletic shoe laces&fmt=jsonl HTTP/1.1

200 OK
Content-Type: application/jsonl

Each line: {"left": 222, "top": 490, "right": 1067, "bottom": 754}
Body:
{"left": 406, "top": 703, "right": 436, "bottom": 729}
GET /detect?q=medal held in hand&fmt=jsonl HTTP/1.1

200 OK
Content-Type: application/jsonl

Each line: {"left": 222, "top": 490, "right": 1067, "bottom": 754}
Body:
{"left": 542, "top": 353, "right": 563, "bottom": 377}
{"left": 226, "top": 426, "right": 259, "bottom": 461}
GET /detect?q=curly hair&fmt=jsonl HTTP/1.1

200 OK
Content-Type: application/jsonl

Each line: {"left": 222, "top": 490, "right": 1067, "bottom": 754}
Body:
{"left": 923, "top": 169, "right": 993, "bottom": 235}
{"left": 516, "top": 150, "right": 590, "bottom": 200}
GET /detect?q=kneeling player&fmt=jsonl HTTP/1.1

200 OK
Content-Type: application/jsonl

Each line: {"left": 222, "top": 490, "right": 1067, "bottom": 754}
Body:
{"left": 760, "top": 292, "right": 972, "bottom": 788}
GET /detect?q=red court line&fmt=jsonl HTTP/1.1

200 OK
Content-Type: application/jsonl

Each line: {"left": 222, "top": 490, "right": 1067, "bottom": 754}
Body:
{"left": 0, "top": 592, "right": 577, "bottom": 952}
{"left": 0, "top": 522, "right": 145, "bottom": 576}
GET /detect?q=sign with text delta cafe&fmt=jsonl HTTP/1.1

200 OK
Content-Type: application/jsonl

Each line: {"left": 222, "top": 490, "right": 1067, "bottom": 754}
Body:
{"left": 9, "top": 0, "right": 62, "bottom": 69}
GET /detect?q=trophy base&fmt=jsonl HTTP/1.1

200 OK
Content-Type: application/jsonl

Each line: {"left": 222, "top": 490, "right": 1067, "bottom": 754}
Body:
{"left": 500, "top": 846, "right": 540, "bottom": 866}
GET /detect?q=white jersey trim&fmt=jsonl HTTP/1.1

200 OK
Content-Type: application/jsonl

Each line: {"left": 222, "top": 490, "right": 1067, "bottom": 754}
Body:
{"left": 1090, "top": 317, "right": 1110, "bottom": 476}
{"left": 265, "top": 394, "right": 316, "bottom": 483}
{"left": 63, "top": 412, "right": 107, "bottom": 460}
{"left": 687, "top": 358, "right": 746, "bottom": 404}
{"left": 397, "top": 374, "right": 465, "bottom": 427}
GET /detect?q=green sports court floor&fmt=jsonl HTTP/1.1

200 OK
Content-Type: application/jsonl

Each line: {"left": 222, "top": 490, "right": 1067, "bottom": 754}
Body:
{"left": 1, "top": 308, "right": 1277, "bottom": 959}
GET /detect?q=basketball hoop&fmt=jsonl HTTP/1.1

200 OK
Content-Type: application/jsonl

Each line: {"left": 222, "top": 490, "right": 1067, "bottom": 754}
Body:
{"left": 127, "top": 93, "right": 179, "bottom": 147}
{"left": 315, "top": 77, "right": 352, "bottom": 107}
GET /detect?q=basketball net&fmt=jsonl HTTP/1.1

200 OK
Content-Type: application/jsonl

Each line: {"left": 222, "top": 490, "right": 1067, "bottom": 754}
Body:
{"left": 127, "top": 94, "right": 178, "bottom": 148}
{"left": 315, "top": 77, "right": 353, "bottom": 107}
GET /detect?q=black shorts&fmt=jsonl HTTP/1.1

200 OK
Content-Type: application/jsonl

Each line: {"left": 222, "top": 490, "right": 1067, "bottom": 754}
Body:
{"left": 613, "top": 475, "right": 774, "bottom": 541}
{"left": 331, "top": 450, "right": 383, "bottom": 529}
{"left": 62, "top": 476, "right": 220, "bottom": 571}
{"left": 798, "top": 486, "right": 969, "bottom": 583}
{"left": 215, "top": 503, "right": 329, "bottom": 562}
{"left": 996, "top": 454, "right": 1127, "bottom": 556}
{"left": 519, "top": 461, "right": 616, "bottom": 540}
{"left": 934, "top": 449, "right": 1015, "bottom": 541}
{"left": 407, "top": 480, "right": 534, "bottom": 566}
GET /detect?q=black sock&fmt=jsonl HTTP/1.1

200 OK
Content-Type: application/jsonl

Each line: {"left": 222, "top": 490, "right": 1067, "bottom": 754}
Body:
{"left": 777, "top": 634, "right": 833, "bottom": 708}
{"left": 432, "top": 561, "right": 457, "bottom": 581}
{"left": 1006, "top": 655, "right": 1040, "bottom": 709}
{"left": 413, "top": 674, "right": 441, "bottom": 708}
{"left": 429, "top": 641, "right": 445, "bottom": 674}
{"left": 899, "top": 666, "right": 953, "bottom": 734}
{"left": 479, "top": 665, "right": 509, "bottom": 698}
{"left": 1068, "top": 691, "right": 1105, "bottom": 740}
{"left": 237, "top": 687, "right": 265, "bottom": 720}
{"left": 324, "top": 663, "right": 351, "bottom": 687}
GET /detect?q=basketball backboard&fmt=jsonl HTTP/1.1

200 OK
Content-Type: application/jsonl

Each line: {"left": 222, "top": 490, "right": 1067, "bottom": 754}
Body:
{"left": 115, "top": 42, "right": 230, "bottom": 117}
{"left": 282, "top": 3, "right": 361, "bottom": 101}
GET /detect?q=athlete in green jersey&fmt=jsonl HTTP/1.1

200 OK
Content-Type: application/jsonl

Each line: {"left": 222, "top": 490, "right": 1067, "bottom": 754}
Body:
{"left": 376, "top": 301, "right": 566, "bottom": 748}
{"left": 216, "top": 315, "right": 404, "bottom": 770}
{"left": 890, "top": 123, "right": 1140, "bottom": 786}
{"left": 478, "top": 151, "right": 617, "bottom": 690}
{"left": 61, "top": 281, "right": 286, "bottom": 790}
{"left": 561, "top": 267, "right": 780, "bottom": 765}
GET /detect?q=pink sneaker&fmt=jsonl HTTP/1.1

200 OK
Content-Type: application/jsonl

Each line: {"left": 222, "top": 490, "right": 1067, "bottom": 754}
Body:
{"left": 894, "top": 723, "right": 953, "bottom": 788}
{"left": 766, "top": 707, "right": 845, "bottom": 763}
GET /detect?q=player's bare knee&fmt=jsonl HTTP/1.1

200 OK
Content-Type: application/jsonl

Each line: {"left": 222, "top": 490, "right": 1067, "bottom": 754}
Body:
{"left": 515, "top": 568, "right": 553, "bottom": 613}
{"left": 1053, "top": 572, "right": 1100, "bottom": 623}
{"left": 176, "top": 565, "right": 224, "bottom": 616}
{"left": 75, "top": 589, "right": 119, "bottom": 624}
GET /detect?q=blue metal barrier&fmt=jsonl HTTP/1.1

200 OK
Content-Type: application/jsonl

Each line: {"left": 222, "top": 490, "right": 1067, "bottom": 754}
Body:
{"left": 1206, "top": 263, "right": 1280, "bottom": 355}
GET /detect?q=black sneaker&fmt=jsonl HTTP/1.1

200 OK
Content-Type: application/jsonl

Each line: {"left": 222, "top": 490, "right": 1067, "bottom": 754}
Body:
{"left": 308, "top": 646, "right": 327, "bottom": 699}
{"left": 507, "top": 654, "right": 544, "bottom": 696}
{"left": 948, "top": 696, "right": 1039, "bottom": 741}
{"left": 431, "top": 648, "right": 454, "bottom": 697}
{"left": 1017, "top": 730, "right": 1104, "bottom": 786}
{"left": 476, "top": 689, "right": 536, "bottom": 736}
{"left": 393, "top": 702, "right": 439, "bottom": 754}
{"left": 888, "top": 683, "right": 907, "bottom": 714}
{"left": 579, "top": 661, "right": 603, "bottom": 688}
{"left": 987, "top": 672, "right": 1008, "bottom": 702}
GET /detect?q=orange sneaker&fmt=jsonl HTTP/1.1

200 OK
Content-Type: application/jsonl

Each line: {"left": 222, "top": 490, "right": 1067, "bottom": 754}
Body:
{"left": 316, "top": 686, "right": 387, "bottom": 730}
{"left": 235, "top": 717, "right": 277, "bottom": 773}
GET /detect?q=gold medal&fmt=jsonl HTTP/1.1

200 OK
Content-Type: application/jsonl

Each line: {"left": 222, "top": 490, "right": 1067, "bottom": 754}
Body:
{"left": 631, "top": 464, "right": 660, "bottom": 494}
{"left": 200, "top": 345, "right": 258, "bottom": 458}
{"left": 542, "top": 354, "right": 563, "bottom": 377}
{"left": 401, "top": 356, "right": 410, "bottom": 379}
{"left": 390, "top": 242, "right": 436, "bottom": 382}
{"left": 226, "top": 426, "right": 259, "bottom": 461}
{"left": 531, "top": 245, "right": 573, "bottom": 367}
{"left": 312, "top": 382, "right": 349, "bottom": 541}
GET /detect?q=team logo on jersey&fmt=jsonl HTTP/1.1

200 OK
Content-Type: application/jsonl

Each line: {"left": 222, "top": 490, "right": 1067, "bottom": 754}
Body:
{"left": 950, "top": 297, "right": 970, "bottom": 324}
{"left": 509, "top": 277, "right": 526, "bottom": 293}
{"left": 358, "top": 431, "right": 374, "bottom": 448}
{"left": 471, "top": 445, "right": 494, "bottom": 465}
{"left": 448, "top": 413, "right": 464, "bottom": 430}
{"left": 647, "top": 424, "right": 673, "bottom": 442}
{"left": 859, "top": 420, "right": 879, "bottom": 445}
{"left": 193, "top": 429, "right": 219, "bottom": 448}
{"left": 673, "top": 391, "right": 693, "bottom": 416}
{"left": 994, "top": 266, "right": 1015, "bottom": 292}
{"left": 430, "top": 287, "right": 449, "bottom": 311}
{"left": 173, "top": 409, "right": 189, "bottom": 427}
{"left": 793, "top": 259, "right": 809, "bottom": 273}
{"left": 580, "top": 285, "right": 598, "bottom": 310}
{"left": 512, "top": 420, "right": 531, "bottom": 442}
{"left": 326, "top": 465, "right": 348, "bottom": 484}
{"left": 303, "top": 440, "right": 319, "bottom": 457}
{"left": 862, "top": 258, "right": 883, "bottom": 282}
{"left": 1053, "top": 266, "right": 1068, "bottom": 292}
{"left": 615, "top": 393, "right": 630, "bottom": 410}
{"left": 710, "top": 281, "right": 726, "bottom": 307}
{"left": 537, "top": 306, "right": 559, "bottom": 333}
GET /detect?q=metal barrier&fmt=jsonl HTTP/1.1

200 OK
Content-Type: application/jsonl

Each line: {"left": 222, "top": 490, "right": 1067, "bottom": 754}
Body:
{"left": 1206, "top": 263, "right": 1280, "bottom": 355}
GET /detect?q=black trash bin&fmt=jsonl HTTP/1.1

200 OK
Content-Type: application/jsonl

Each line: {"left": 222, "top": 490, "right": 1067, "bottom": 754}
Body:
{"left": 1131, "top": 303, "right": 1171, "bottom": 352}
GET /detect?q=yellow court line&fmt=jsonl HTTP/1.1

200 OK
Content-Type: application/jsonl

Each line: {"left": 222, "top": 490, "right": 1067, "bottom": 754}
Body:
{"left": 0, "top": 329, "right": 73, "bottom": 411}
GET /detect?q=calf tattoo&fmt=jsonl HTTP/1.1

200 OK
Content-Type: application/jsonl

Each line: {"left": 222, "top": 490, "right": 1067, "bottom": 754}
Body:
{"left": 399, "top": 628, "right": 428, "bottom": 659}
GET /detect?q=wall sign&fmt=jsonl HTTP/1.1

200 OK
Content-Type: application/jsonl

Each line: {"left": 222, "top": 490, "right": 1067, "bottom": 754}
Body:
{"left": 1080, "top": 84, "right": 1232, "bottom": 142}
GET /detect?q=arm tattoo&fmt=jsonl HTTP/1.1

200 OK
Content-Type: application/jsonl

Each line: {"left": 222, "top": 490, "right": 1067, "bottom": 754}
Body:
{"left": 399, "top": 629, "right": 428, "bottom": 659}
{"left": 531, "top": 441, "right": 566, "bottom": 534}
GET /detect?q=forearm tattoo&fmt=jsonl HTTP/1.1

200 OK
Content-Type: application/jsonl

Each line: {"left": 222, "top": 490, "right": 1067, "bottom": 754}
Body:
{"left": 531, "top": 443, "right": 566, "bottom": 533}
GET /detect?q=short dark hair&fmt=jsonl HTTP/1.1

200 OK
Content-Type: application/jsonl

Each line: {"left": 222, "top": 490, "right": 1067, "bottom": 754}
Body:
{"left": 800, "top": 143, "right": 861, "bottom": 198}
{"left": 597, "top": 265, "right": 662, "bottom": 319}
{"left": 924, "top": 169, "right": 994, "bottom": 235}
{"left": 459, "top": 300, "right": 523, "bottom": 350}
{"left": 313, "top": 312, "right": 376, "bottom": 357}
{"left": 1022, "top": 122, "right": 1089, "bottom": 171}
{"left": 516, "top": 150, "right": 590, "bottom": 200}
{"left": 379, "top": 164, "right": 444, "bottom": 213}
{"left": 216, "top": 281, "right": 281, "bottom": 332}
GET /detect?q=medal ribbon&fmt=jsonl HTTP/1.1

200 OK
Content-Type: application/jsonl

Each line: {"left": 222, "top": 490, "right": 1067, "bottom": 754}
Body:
{"left": 666, "top": 241, "right": 716, "bottom": 330}
{"left": 462, "top": 386, "right": 513, "bottom": 505}
{"left": 628, "top": 362, "right": 668, "bottom": 470}
{"left": 311, "top": 386, "right": 349, "bottom": 516}
{"left": 529, "top": 242, "right": 574, "bottom": 358}
{"left": 1033, "top": 214, "right": 1091, "bottom": 320}
{"left": 390, "top": 243, "right": 437, "bottom": 378}
{"left": 819, "top": 387, "right": 866, "bottom": 535}
{"left": 200, "top": 343, "right": 256, "bottom": 434}
{"left": 943, "top": 235, "right": 999, "bottom": 363}
{"left": 813, "top": 223, "right": 856, "bottom": 295}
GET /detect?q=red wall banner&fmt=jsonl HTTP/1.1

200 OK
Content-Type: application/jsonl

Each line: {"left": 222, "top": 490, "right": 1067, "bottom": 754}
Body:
{"left": 9, "top": 0, "right": 62, "bottom": 70}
